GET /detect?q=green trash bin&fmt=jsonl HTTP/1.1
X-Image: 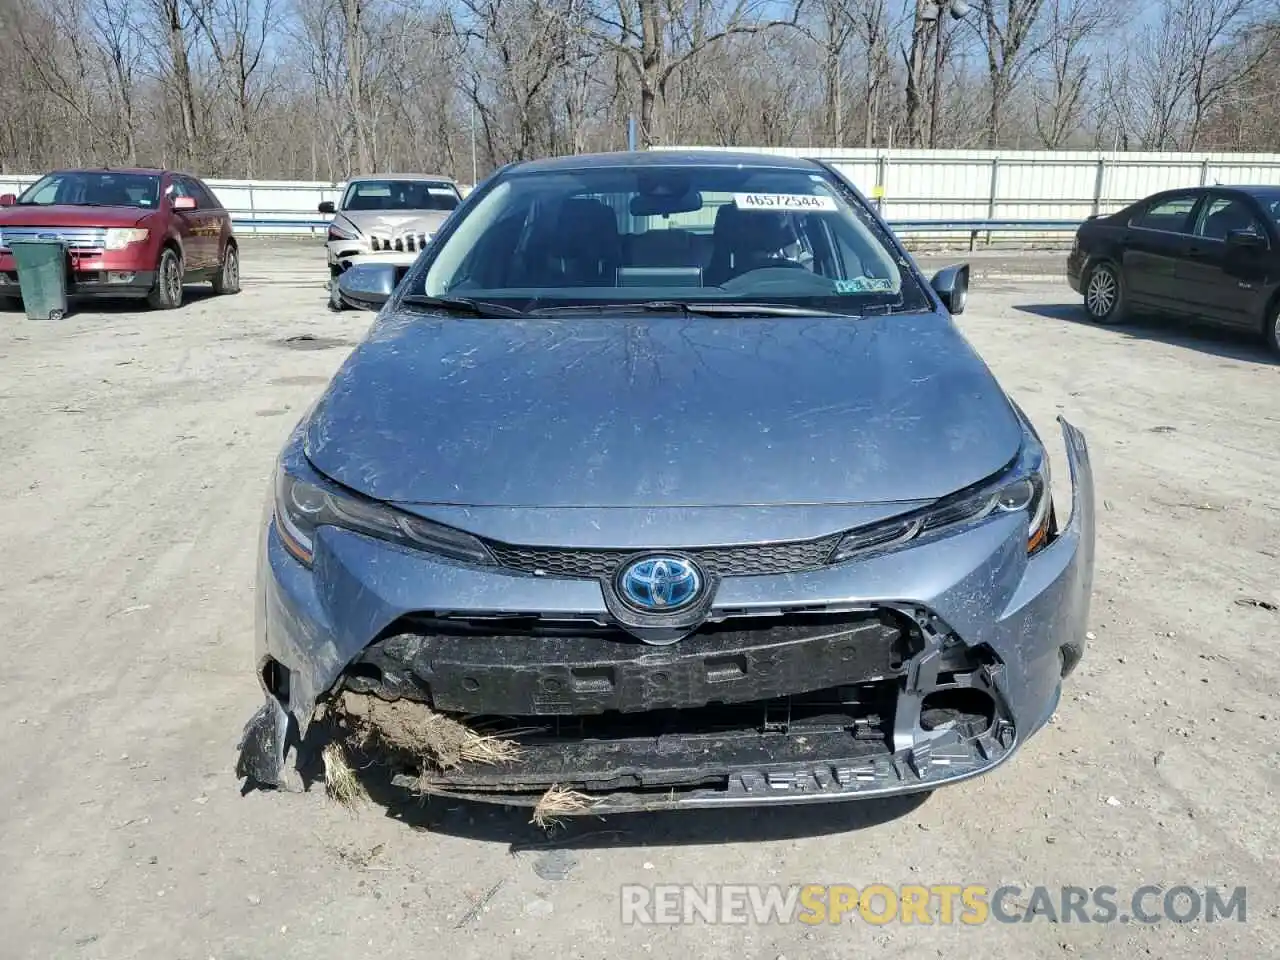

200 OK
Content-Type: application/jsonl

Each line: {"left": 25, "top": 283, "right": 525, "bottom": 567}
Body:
{"left": 10, "top": 238, "right": 69, "bottom": 320}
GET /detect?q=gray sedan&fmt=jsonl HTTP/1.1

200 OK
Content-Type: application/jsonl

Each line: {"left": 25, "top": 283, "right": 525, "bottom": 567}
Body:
{"left": 238, "top": 149, "right": 1096, "bottom": 816}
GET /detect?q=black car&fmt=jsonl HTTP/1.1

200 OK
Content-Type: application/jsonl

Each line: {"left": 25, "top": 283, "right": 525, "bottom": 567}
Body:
{"left": 1067, "top": 185, "right": 1280, "bottom": 355}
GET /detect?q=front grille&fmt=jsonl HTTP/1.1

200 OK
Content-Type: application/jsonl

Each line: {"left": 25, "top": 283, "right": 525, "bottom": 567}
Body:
{"left": 485, "top": 533, "right": 843, "bottom": 580}
{"left": 0, "top": 226, "right": 107, "bottom": 253}
{"left": 367, "top": 231, "right": 430, "bottom": 253}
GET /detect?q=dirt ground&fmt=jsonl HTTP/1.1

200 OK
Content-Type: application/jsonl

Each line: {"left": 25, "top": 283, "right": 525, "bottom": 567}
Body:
{"left": 1, "top": 242, "right": 1277, "bottom": 959}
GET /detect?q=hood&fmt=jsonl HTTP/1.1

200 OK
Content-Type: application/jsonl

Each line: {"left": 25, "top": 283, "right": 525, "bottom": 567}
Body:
{"left": 0, "top": 205, "right": 151, "bottom": 228}
{"left": 304, "top": 311, "right": 1024, "bottom": 509}
{"left": 338, "top": 209, "right": 452, "bottom": 238}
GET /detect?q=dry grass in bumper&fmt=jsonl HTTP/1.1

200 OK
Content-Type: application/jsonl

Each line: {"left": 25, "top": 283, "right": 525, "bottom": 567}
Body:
{"left": 321, "top": 692, "right": 589, "bottom": 825}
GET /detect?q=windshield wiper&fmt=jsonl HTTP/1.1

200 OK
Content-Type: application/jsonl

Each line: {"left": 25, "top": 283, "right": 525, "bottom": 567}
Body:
{"left": 531, "top": 300, "right": 852, "bottom": 318}
{"left": 400, "top": 294, "right": 525, "bottom": 318}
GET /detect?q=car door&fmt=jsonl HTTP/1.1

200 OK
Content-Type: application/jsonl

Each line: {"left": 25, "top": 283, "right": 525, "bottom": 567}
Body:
{"left": 1179, "top": 191, "right": 1274, "bottom": 327}
{"left": 170, "top": 177, "right": 218, "bottom": 271}
{"left": 1121, "top": 191, "right": 1200, "bottom": 310}
{"left": 188, "top": 178, "right": 231, "bottom": 265}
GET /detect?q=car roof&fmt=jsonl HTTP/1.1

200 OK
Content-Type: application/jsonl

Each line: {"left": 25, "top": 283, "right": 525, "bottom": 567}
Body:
{"left": 510, "top": 150, "right": 823, "bottom": 174}
{"left": 1223, "top": 185, "right": 1280, "bottom": 200}
{"left": 46, "top": 167, "right": 170, "bottom": 176}
{"left": 346, "top": 173, "right": 457, "bottom": 183}
{"left": 1147, "top": 184, "right": 1280, "bottom": 198}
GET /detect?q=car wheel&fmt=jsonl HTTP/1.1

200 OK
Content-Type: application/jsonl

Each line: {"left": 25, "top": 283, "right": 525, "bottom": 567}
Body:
{"left": 327, "top": 275, "right": 347, "bottom": 312}
{"left": 212, "top": 243, "right": 241, "bottom": 295}
{"left": 147, "top": 248, "right": 184, "bottom": 310}
{"left": 1083, "top": 262, "right": 1127, "bottom": 325}
{"left": 1264, "top": 299, "right": 1280, "bottom": 358}
{"left": 0, "top": 296, "right": 20, "bottom": 312}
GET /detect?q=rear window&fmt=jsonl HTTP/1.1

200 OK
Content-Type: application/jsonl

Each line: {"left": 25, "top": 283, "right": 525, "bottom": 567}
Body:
{"left": 1130, "top": 195, "right": 1197, "bottom": 233}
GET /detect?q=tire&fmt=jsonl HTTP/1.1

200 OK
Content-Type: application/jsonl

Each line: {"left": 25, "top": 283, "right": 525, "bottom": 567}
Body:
{"left": 212, "top": 242, "right": 241, "bottom": 295}
{"left": 1083, "top": 261, "right": 1127, "bottom": 325}
{"left": 1264, "top": 299, "right": 1280, "bottom": 358}
{"left": 327, "top": 274, "right": 347, "bottom": 312}
{"left": 0, "top": 297, "right": 20, "bottom": 312}
{"left": 147, "top": 247, "right": 184, "bottom": 310}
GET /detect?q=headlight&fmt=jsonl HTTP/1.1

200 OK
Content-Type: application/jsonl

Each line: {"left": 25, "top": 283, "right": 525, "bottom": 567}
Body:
{"left": 105, "top": 228, "right": 149, "bottom": 250}
{"left": 273, "top": 467, "right": 493, "bottom": 567}
{"left": 328, "top": 222, "right": 359, "bottom": 242}
{"left": 829, "top": 441, "right": 1053, "bottom": 564}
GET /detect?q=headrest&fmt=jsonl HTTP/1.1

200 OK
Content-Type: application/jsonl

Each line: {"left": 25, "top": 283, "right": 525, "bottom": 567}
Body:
{"left": 544, "top": 197, "right": 619, "bottom": 260}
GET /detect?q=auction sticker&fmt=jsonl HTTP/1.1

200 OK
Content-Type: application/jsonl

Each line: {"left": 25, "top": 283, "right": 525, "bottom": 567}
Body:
{"left": 733, "top": 193, "right": 837, "bottom": 211}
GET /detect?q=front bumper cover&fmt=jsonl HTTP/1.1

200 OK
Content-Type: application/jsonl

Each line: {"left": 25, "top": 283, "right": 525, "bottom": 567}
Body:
{"left": 326, "top": 239, "right": 421, "bottom": 273}
{"left": 237, "top": 417, "right": 1095, "bottom": 810}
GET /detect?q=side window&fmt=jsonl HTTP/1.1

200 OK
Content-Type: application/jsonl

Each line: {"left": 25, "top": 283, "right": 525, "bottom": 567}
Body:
{"left": 167, "top": 178, "right": 191, "bottom": 200}
{"left": 29, "top": 178, "right": 62, "bottom": 204}
{"left": 1130, "top": 195, "right": 1198, "bottom": 233}
{"left": 189, "top": 179, "right": 221, "bottom": 209}
{"left": 1194, "top": 196, "right": 1266, "bottom": 241}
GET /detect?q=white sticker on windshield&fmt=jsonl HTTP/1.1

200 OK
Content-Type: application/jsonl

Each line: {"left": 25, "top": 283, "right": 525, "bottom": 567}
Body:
{"left": 427, "top": 186, "right": 457, "bottom": 196}
{"left": 733, "top": 193, "right": 837, "bottom": 212}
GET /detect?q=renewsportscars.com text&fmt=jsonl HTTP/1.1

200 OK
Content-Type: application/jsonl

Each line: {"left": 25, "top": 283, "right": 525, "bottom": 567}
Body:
{"left": 620, "top": 884, "right": 1247, "bottom": 926}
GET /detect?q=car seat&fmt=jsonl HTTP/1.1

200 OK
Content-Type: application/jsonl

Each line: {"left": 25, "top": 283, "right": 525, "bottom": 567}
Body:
{"left": 706, "top": 204, "right": 799, "bottom": 285}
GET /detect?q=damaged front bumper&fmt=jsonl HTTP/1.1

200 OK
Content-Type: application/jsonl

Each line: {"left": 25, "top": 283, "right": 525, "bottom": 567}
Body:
{"left": 237, "top": 419, "right": 1095, "bottom": 812}
{"left": 326, "top": 240, "right": 422, "bottom": 275}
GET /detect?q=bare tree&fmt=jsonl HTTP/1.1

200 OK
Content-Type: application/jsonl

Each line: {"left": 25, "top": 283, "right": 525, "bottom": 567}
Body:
{"left": 969, "top": 0, "right": 1050, "bottom": 148}
{"left": 594, "top": 0, "right": 805, "bottom": 147}
{"left": 185, "top": 0, "right": 279, "bottom": 176}
{"left": 1099, "top": 0, "right": 1271, "bottom": 150}
{"left": 798, "top": 0, "right": 856, "bottom": 146}
{"left": 1031, "top": 0, "right": 1109, "bottom": 148}
{"left": 852, "top": 0, "right": 892, "bottom": 146}
{"left": 149, "top": 0, "right": 203, "bottom": 168}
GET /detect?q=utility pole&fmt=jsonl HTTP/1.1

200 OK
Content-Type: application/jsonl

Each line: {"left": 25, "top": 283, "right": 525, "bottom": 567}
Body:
{"left": 470, "top": 103, "right": 477, "bottom": 187}
{"left": 920, "top": 0, "right": 970, "bottom": 149}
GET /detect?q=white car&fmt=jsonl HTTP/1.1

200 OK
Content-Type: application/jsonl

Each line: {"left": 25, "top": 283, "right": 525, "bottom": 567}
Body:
{"left": 319, "top": 174, "right": 462, "bottom": 309}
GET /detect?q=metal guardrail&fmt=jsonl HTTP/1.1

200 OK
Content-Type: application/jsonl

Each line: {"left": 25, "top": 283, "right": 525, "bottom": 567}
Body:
{"left": 230, "top": 216, "right": 1084, "bottom": 235}
{"left": 888, "top": 219, "right": 1081, "bottom": 233}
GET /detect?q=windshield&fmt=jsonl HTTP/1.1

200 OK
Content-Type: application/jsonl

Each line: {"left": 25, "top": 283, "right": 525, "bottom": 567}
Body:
{"left": 414, "top": 163, "right": 926, "bottom": 315}
{"left": 342, "top": 180, "right": 460, "bottom": 213}
{"left": 1255, "top": 194, "right": 1280, "bottom": 226}
{"left": 17, "top": 172, "right": 161, "bottom": 209}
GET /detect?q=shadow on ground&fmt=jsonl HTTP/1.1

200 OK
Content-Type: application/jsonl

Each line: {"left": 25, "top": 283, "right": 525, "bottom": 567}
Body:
{"left": 0, "top": 286, "right": 218, "bottom": 319}
{"left": 1016, "top": 302, "right": 1277, "bottom": 366}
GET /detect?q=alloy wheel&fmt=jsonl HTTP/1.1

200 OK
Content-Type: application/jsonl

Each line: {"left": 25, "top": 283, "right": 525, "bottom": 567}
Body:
{"left": 165, "top": 255, "right": 182, "bottom": 304}
{"left": 1086, "top": 267, "right": 1116, "bottom": 318}
{"left": 225, "top": 248, "right": 239, "bottom": 288}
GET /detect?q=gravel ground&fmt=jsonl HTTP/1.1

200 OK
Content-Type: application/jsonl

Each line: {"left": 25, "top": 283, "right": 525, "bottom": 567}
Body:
{"left": 1, "top": 244, "right": 1277, "bottom": 959}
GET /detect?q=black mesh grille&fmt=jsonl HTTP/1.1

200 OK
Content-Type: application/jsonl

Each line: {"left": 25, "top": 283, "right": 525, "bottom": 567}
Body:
{"left": 485, "top": 533, "right": 843, "bottom": 580}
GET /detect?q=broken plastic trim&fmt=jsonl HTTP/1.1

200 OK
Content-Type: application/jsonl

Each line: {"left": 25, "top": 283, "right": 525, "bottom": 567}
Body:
{"left": 395, "top": 611, "right": 1013, "bottom": 812}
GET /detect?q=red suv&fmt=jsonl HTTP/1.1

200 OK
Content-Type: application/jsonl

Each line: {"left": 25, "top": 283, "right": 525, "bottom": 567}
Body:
{"left": 0, "top": 167, "right": 240, "bottom": 310}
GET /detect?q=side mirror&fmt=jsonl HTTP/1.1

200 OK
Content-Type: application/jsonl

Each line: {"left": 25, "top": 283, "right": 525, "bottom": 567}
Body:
{"left": 1226, "top": 228, "right": 1266, "bottom": 250}
{"left": 318, "top": 201, "right": 336, "bottom": 215}
{"left": 0, "top": 193, "right": 15, "bottom": 207}
{"left": 172, "top": 195, "right": 197, "bottom": 211}
{"left": 930, "top": 263, "right": 970, "bottom": 315}
{"left": 337, "top": 263, "right": 400, "bottom": 311}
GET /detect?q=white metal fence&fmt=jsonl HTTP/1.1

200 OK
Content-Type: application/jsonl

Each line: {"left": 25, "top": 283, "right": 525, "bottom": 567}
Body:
{"left": 658, "top": 146, "right": 1280, "bottom": 244}
{"left": 4, "top": 148, "right": 1280, "bottom": 240}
